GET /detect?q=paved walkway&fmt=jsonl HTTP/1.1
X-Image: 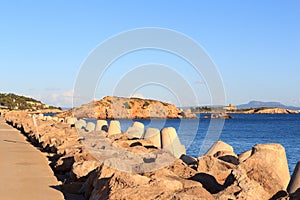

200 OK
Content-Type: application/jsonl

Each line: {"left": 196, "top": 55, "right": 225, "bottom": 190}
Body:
{"left": 0, "top": 117, "right": 64, "bottom": 200}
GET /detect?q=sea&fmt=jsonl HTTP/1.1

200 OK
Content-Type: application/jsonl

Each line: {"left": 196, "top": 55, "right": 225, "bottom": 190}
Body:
{"left": 88, "top": 114, "right": 300, "bottom": 174}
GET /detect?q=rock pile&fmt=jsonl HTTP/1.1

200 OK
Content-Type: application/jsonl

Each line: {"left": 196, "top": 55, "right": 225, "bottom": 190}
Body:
{"left": 3, "top": 111, "right": 300, "bottom": 200}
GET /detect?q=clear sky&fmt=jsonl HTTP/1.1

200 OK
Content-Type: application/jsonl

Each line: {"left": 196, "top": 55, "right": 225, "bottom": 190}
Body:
{"left": 1, "top": 1, "right": 299, "bottom": 107}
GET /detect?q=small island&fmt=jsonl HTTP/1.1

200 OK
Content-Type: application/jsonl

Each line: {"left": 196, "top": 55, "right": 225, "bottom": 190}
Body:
{"left": 57, "top": 96, "right": 197, "bottom": 119}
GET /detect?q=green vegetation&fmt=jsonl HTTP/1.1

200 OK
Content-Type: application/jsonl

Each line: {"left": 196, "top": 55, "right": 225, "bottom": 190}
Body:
{"left": 161, "top": 102, "right": 169, "bottom": 106}
{"left": 123, "top": 102, "right": 131, "bottom": 109}
{"left": 142, "top": 101, "right": 150, "bottom": 109}
{"left": 130, "top": 97, "right": 143, "bottom": 102}
{"left": 0, "top": 93, "right": 61, "bottom": 111}
{"left": 191, "top": 106, "right": 213, "bottom": 113}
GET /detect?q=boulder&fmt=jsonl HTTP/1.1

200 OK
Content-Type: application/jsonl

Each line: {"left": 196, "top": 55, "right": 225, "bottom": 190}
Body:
{"left": 196, "top": 156, "right": 235, "bottom": 190}
{"left": 161, "top": 127, "right": 186, "bottom": 158}
{"left": 211, "top": 113, "right": 233, "bottom": 119}
{"left": 180, "top": 109, "right": 197, "bottom": 118}
{"left": 288, "top": 161, "right": 300, "bottom": 194}
{"left": 71, "top": 160, "right": 100, "bottom": 180}
{"left": 54, "top": 156, "right": 75, "bottom": 173}
{"left": 107, "top": 120, "right": 121, "bottom": 135}
{"left": 85, "top": 122, "right": 95, "bottom": 132}
{"left": 238, "top": 143, "right": 290, "bottom": 198}
{"left": 143, "top": 128, "right": 161, "bottom": 148}
{"left": 95, "top": 120, "right": 108, "bottom": 132}
{"left": 180, "top": 154, "right": 197, "bottom": 166}
{"left": 238, "top": 150, "right": 252, "bottom": 162}
{"left": 85, "top": 163, "right": 214, "bottom": 200}
{"left": 220, "top": 167, "right": 272, "bottom": 199}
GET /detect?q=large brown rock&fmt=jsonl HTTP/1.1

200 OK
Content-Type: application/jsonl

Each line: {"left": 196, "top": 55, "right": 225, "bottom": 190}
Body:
{"left": 220, "top": 167, "right": 272, "bottom": 200}
{"left": 54, "top": 155, "right": 75, "bottom": 173}
{"left": 288, "top": 161, "right": 300, "bottom": 194}
{"left": 238, "top": 150, "right": 252, "bottom": 162}
{"left": 71, "top": 160, "right": 100, "bottom": 180}
{"left": 85, "top": 163, "right": 214, "bottom": 200}
{"left": 196, "top": 156, "right": 236, "bottom": 194}
{"left": 237, "top": 143, "right": 290, "bottom": 198}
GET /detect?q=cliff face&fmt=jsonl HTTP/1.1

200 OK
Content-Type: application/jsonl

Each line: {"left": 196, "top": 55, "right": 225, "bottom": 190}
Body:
{"left": 59, "top": 96, "right": 197, "bottom": 119}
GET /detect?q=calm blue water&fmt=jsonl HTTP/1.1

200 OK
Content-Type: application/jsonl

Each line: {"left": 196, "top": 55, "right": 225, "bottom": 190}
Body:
{"left": 88, "top": 114, "right": 300, "bottom": 174}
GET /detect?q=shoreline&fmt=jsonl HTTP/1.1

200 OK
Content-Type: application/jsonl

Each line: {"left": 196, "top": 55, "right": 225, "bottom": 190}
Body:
{"left": 2, "top": 111, "right": 300, "bottom": 199}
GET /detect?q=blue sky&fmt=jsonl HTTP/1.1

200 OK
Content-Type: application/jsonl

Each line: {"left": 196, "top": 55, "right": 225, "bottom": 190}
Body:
{"left": 0, "top": 1, "right": 299, "bottom": 107}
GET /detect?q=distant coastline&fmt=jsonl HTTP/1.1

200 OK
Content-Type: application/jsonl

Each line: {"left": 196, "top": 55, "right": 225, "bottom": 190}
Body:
{"left": 193, "top": 107, "right": 299, "bottom": 114}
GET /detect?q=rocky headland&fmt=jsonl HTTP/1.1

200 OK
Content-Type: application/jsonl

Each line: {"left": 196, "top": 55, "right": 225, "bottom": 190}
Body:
{"left": 57, "top": 96, "right": 197, "bottom": 119}
{"left": 236, "top": 107, "right": 299, "bottom": 114}
{"left": 3, "top": 111, "right": 300, "bottom": 200}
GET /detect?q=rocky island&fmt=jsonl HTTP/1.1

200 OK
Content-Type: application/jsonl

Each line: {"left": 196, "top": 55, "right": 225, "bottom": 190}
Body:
{"left": 58, "top": 96, "right": 197, "bottom": 119}
{"left": 192, "top": 104, "right": 299, "bottom": 115}
{"left": 234, "top": 107, "right": 299, "bottom": 114}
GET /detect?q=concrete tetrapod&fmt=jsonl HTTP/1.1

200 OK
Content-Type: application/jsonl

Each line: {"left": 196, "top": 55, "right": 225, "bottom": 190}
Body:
{"left": 37, "top": 113, "right": 44, "bottom": 120}
{"left": 143, "top": 128, "right": 161, "bottom": 148}
{"left": 126, "top": 122, "right": 144, "bottom": 139}
{"left": 132, "top": 121, "right": 144, "bottom": 129}
{"left": 161, "top": 127, "right": 186, "bottom": 158}
{"left": 66, "top": 117, "right": 77, "bottom": 125}
{"left": 205, "top": 140, "right": 236, "bottom": 157}
{"left": 75, "top": 119, "right": 86, "bottom": 129}
{"left": 108, "top": 120, "right": 121, "bottom": 135}
{"left": 95, "top": 120, "right": 108, "bottom": 132}
{"left": 288, "top": 161, "right": 300, "bottom": 194}
{"left": 85, "top": 122, "right": 96, "bottom": 132}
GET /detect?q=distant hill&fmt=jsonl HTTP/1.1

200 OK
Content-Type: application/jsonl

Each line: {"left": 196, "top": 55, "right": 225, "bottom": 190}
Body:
{"left": 0, "top": 93, "right": 61, "bottom": 111}
{"left": 57, "top": 96, "right": 197, "bottom": 119}
{"left": 237, "top": 100, "right": 300, "bottom": 110}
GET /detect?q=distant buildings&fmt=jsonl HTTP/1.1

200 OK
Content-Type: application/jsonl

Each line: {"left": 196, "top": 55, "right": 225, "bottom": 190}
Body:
{"left": 224, "top": 103, "right": 237, "bottom": 111}
{"left": 26, "top": 101, "right": 49, "bottom": 110}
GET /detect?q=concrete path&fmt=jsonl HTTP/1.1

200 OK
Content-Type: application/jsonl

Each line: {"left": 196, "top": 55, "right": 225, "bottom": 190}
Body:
{"left": 0, "top": 117, "right": 64, "bottom": 200}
